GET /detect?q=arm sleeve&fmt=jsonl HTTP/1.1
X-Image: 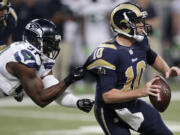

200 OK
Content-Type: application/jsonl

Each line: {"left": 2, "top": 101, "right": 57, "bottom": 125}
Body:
{"left": 146, "top": 48, "right": 157, "bottom": 65}
{"left": 144, "top": 36, "right": 158, "bottom": 65}
{"left": 42, "top": 75, "right": 78, "bottom": 108}
{"left": 98, "top": 69, "right": 117, "bottom": 93}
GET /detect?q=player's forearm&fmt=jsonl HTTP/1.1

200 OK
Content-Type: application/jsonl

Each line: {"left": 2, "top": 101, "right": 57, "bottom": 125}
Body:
{"left": 103, "top": 88, "right": 143, "bottom": 104}
{"left": 24, "top": 78, "right": 68, "bottom": 107}
{"left": 42, "top": 74, "right": 79, "bottom": 107}
{"left": 152, "top": 55, "right": 170, "bottom": 75}
{"left": 40, "top": 81, "right": 68, "bottom": 103}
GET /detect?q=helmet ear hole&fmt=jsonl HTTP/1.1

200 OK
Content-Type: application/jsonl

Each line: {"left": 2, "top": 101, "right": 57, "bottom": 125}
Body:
{"left": 119, "top": 23, "right": 129, "bottom": 29}
{"left": 118, "top": 23, "right": 131, "bottom": 34}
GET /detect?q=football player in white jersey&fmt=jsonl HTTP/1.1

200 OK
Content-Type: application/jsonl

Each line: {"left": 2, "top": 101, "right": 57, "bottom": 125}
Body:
{"left": 0, "top": 18, "right": 94, "bottom": 113}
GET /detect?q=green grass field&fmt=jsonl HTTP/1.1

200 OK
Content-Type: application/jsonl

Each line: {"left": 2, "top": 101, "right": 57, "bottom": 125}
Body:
{"left": 0, "top": 97, "right": 180, "bottom": 135}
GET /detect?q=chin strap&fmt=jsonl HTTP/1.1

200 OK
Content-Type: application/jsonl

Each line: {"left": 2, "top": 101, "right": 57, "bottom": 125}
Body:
{"left": 133, "top": 34, "right": 144, "bottom": 42}
{"left": 114, "top": 28, "right": 144, "bottom": 42}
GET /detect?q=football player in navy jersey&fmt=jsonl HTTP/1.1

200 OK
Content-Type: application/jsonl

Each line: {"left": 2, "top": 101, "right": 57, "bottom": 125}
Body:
{"left": 84, "top": 2, "right": 180, "bottom": 135}
{"left": 0, "top": 0, "right": 17, "bottom": 51}
{"left": 0, "top": 18, "right": 94, "bottom": 113}
{"left": 0, "top": 0, "right": 19, "bottom": 101}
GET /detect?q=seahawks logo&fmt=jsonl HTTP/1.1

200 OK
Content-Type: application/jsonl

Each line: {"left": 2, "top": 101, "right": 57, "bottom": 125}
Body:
{"left": 25, "top": 22, "right": 43, "bottom": 37}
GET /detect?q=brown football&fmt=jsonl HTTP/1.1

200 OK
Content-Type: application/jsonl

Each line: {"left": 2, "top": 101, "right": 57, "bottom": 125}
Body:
{"left": 149, "top": 75, "right": 171, "bottom": 112}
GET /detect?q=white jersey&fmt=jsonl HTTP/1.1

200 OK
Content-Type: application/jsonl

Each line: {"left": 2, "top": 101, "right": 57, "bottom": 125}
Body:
{"left": 79, "top": 0, "right": 111, "bottom": 55}
{"left": 0, "top": 41, "right": 55, "bottom": 96}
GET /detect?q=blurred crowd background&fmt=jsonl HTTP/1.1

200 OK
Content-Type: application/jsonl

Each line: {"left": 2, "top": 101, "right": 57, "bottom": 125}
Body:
{"left": 10, "top": 0, "right": 180, "bottom": 92}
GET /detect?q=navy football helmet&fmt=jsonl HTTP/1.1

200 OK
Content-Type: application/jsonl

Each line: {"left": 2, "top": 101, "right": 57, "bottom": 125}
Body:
{"left": 0, "top": 0, "right": 11, "bottom": 22}
{"left": 110, "top": 2, "right": 152, "bottom": 41}
{"left": 23, "top": 19, "right": 61, "bottom": 60}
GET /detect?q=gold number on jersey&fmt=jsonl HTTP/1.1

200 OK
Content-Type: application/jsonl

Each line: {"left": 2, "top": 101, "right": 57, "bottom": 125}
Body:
{"left": 123, "top": 66, "right": 134, "bottom": 91}
{"left": 93, "top": 48, "right": 104, "bottom": 59}
{"left": 122, "top": 61, "right": 146, "bottom": 91}
{"left": 134, "top": 61, "right": 146, "bottom": 89}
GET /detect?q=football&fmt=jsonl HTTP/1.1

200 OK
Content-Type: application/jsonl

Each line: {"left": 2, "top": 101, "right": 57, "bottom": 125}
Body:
{"left": 149, "top": 75, "right": 171, "bottom": 112}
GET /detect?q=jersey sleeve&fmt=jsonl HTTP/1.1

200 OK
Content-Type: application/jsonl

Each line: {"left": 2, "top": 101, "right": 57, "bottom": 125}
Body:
{"left": 146, "top": 48, "right": 157, "bottom": 65}
{"left": 14, "top": 49, "right": 41, "bottom": 70}
{"left": 86, "top": 46, "right": 119, "bottom": 93}
{"left": 144, "top": 36, "right": 158, "bottom": 65}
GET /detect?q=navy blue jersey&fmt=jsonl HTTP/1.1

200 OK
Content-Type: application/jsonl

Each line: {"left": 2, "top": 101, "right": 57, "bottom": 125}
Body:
{"left": 85, "top": 36, "right": 157, "bottom": 108}
{"left": 0, "top": 8, "right": 17, "bottom": 50}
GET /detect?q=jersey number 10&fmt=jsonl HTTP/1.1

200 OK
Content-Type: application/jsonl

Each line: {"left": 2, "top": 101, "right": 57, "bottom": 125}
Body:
{"left": 123, "top": 61, "right": 146, "bottom": 91}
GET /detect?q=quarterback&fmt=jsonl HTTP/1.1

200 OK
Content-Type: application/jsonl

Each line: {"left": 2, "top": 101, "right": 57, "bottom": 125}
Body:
{"left": 0, "top": 18, "right": 94, "bottom": 112}
{"left": 85, "top": 2, "right": 180, "bottom": 135}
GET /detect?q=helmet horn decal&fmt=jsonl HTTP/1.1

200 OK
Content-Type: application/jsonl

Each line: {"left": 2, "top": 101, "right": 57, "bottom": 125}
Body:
{"left": 25, "top": 22, "right": 43, "bottom": 38}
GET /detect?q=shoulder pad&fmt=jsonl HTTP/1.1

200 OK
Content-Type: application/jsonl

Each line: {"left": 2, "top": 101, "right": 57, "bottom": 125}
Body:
{"left": 86, "top": 46, "right": 119, "bottom": 71}
{"left": 9, "top": 8, "right": 17, "bottom": 22}
{"left": 13, "top": 43, "right": 41, "bottom": 70}
{"left": 87, "top": 59, "right": 116, "bottom": 70}
{"left": 98, "top": 43, "right": 117, "bottom": 50}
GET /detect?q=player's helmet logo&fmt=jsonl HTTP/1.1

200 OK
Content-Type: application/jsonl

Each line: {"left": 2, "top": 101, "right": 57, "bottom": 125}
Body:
{"left": 110, "top": 2, "right": 152, "bottom": 41}
{"left": 0, "top": 0, "right": 11, "bottom": 22}
{"left": 23, "top": 19, "right": 61, "bottom": 60}
{"left": 25, "top": 22, "right": 43, "bottom": 38}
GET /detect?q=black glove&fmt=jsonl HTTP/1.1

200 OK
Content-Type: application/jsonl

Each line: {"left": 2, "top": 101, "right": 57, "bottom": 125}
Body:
{"left": 64, "top": 67, "right": 86, "bottom": 86}
{"left": 77, "top": 99, "right": 94, "bottom": 113}
{"left": 14, "top": 91, "right": 24, "bottom": 102}
{"left": 14, "top": 85, "right": 24, "bottom": 102}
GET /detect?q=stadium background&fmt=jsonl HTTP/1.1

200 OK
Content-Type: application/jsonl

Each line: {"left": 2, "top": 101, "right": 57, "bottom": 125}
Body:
{"left": 0, "top": 0, "right": 180, "bottom": 135}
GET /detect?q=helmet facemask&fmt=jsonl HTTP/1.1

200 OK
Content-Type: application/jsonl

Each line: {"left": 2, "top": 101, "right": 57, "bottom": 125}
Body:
{"left": 124, "top": 11, "right": 152, "bottom": 39}
{"left": 42, "top": 35, "right": 61, "bottom": 60}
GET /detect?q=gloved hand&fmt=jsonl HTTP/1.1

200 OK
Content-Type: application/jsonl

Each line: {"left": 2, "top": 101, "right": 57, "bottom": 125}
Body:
{"left": 64, "top": 67, "right": 86, "bottom": 86}
{"left": 77, "top": 99, "right": 94, "bottom": 113}
{"left": 14, "top": 85, "right": 24, "bottom": 102}
{"left": 14, "top": 91, "right": 24, "bottom": 102}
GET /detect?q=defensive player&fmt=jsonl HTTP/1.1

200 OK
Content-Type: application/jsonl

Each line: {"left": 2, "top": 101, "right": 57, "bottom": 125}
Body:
{"left": 0, "top": 0, "right": 17, "bottom": 50}
{"left": 0, "top": 18, "right": 94, "bottom": 113}
{"left": 84, "top": 2, "right": 180, "bottom": 135}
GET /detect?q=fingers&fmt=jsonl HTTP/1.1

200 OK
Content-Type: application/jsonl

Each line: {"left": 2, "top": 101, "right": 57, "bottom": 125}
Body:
{"left": 148, "top": 88, "right": 160, "bottom": 97}
{"left": 148, "top": 83, "right": 161, "bottom": 97}
{"left": 144, "top": 80, "right": 161, "bottom": 97}
{"left": 166, "top": 66, "right": 180, "bottom": 79}
{"left": 172, "top": 66, "right": 180, "bottom": 75}
{"left": 165, "top": 72, "right": 169, "bottom": 79}
{"left": 151, "top": 84, "right": 161, "bottom": 90}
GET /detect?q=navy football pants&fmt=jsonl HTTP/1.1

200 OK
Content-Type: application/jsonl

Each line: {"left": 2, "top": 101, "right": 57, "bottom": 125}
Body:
{"left": 94, "top": 99, "right": 173, "bottom": 135}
